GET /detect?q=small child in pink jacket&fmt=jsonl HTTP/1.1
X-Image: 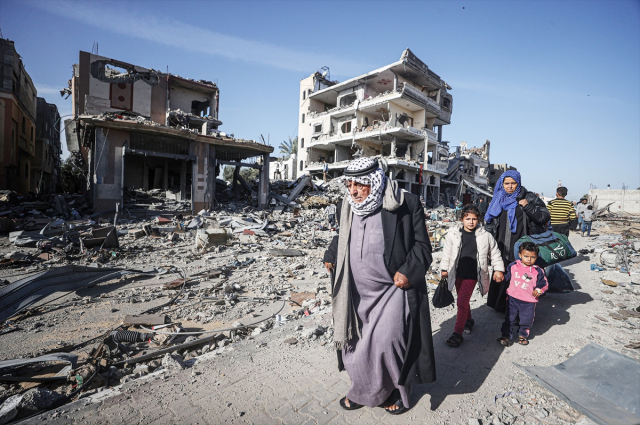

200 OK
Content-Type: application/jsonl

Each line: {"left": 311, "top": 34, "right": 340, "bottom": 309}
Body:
{"left": 497, "top": 242, "right": 548, "bottom": 346}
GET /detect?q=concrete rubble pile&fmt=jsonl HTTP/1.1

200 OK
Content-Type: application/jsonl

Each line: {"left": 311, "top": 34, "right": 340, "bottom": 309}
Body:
{"left": 0, "top": 179, "right": 352, "bottom": 421}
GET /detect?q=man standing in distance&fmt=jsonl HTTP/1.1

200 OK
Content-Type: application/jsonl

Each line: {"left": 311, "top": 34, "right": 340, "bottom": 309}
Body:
{"left": 547, "top": 186, "right": 576, "bottom": 236}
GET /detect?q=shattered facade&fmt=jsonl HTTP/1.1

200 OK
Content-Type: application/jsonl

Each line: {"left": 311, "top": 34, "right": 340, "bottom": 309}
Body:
{"left": 297, "top": 49, "right": 453, "bottom": 204}
{"left": 489, "top": 163, "right": 517, "bottom": 188}
{"left": 441, "top": 140, "right": 492, "bottom": 205}
{"left": 66, "top": 51, "right": 273, "bottom": 214}
{"left": 0, "top": 39, "right": 38, "bottom": 194}
{"left": 32, "top": 98, "right": 61, "bottom": 194}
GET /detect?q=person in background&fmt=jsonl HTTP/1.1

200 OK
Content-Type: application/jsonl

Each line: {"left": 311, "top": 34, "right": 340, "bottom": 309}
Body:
{"left": 440, "top": 205, "right": 504, "bottom": 348}
{"left": 477, "top": 198, "right": 488, "bottom": 224}
{"left": 497, "top": 242, "right": 549, "bottom": 347}
{"left": 580, "top": 205, "right": 594, "bottom": 237}
{"left": 547, "top": 187, "right": 576, "bottom": 236}
{"left": 322, "top": 160, "right": 329, "bottom": 182}
{"left": 484, "top": 170, "right": 550, "bottom": 312}
{"left": 575, "top": 198, "right": 589, "bottom": 232}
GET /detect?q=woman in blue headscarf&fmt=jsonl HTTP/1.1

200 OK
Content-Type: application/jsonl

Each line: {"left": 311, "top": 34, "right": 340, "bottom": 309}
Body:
{"left": 484, "top": 170, "right": 550, "bottom": 312}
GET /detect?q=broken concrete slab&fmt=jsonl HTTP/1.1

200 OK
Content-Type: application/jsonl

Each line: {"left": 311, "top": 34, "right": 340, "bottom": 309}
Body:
{"left": 195, "top": 228, "right": 228, "bottom": 249}
{"left": 269, "top": 249, "right": 306, "bottom": 257}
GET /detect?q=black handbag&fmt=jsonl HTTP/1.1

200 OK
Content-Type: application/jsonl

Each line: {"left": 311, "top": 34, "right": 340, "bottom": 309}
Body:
{"left": 432, "top": 277, "right": 454, "bottom": 308}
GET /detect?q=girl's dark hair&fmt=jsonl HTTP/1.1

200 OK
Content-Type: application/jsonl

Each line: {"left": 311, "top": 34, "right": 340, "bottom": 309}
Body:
{"left": 519, "top": 241, "right": 539, "bottom": 254}
{"left": 461, "top": 205, "right": 481, "bottom": 219}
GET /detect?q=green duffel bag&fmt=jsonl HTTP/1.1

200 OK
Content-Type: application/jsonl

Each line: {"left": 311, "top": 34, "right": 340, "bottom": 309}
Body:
{"left": 513, "top": 231, "right": 577, "bottom": 267}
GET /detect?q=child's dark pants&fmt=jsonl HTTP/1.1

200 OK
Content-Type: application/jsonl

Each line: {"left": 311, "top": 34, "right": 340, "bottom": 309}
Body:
{"left": 501, "top": 296, "right": 536, "bottom": 339}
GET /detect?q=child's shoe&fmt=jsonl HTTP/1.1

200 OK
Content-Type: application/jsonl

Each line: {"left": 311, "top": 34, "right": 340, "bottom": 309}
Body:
{"left": 463, "top": 318, "right": 475, "bottom": 334}
{"left": 497, "top": 336, "right": 513, "bottom": 347}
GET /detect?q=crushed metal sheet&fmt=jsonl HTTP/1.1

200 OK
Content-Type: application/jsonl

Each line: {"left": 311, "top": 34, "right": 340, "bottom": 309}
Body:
{"left": 0, "top": 265, "right": 164, "bottom": 322}
{"left": 516, "top": 343, "right": 640, "bottom": 425}
{"left": 0, "top": 353, "right": 78, "bottom": 382}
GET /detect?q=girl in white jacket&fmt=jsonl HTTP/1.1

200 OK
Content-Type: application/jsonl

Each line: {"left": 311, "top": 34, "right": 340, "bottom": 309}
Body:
{"left": 441, "top": 205, "right": 505, "bottom": 347}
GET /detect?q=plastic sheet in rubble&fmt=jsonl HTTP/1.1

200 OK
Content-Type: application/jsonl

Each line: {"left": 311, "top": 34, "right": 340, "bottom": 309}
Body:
{"left": 517, "top": 343, "right": 640, "bottom": 425}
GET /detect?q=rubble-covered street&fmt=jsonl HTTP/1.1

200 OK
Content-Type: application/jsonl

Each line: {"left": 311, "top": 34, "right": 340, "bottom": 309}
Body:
{"left": 1, "top": 4, "right": 639, "bottom": 423}
{"left": 0, "top": 178, "right": 638, "bottom": 424}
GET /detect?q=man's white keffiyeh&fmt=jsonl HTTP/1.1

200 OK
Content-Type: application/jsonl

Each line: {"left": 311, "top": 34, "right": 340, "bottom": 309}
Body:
{"left": 344, "top": 158, "right": 386, "bottom": 216}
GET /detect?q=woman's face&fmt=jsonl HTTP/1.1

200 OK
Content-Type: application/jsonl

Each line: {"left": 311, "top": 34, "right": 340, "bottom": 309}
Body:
{"left": 503, "top": 177, "right": 518, "bottom": 194}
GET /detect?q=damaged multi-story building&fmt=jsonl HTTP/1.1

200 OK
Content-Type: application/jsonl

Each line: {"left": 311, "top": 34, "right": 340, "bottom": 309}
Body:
{"left": 297, "top": 49, "right": 453, "bottom": 204}
{"left": 32, "top": 98, "right": 61, "bottom": 194}
{"left": 0, "top": 38, "right": 38, "bottom": 194}
{"left": 65, "top": 51, "right": 272, "bottom": 213}
{"left": 441, "top": 140, "right": 492, "bottom": 205}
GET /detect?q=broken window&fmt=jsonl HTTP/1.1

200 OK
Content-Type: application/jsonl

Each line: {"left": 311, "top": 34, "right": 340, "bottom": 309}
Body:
{"left": 300, "top": 138, "right": 304, "bottom": 148}
{"left": 301, "top": 114, "right": 305, "bottom": 124}
{"left": 191, "top": 100, "right": 211, "bottom": 116}
{"left": 300, "top": 160, "right": 303, "bottom": 171}
{"left": 340, "top": 93, "right": 357, "bottom": 107}
{"left": 341, "top": 121, "right": 352, "bottom": 133}
{"left": 313, "top": 123, "right": 322, "bottom": 134}
{"left": 442, "top": 97, "right": 451, "bottom": 110}
{"left": 302, "top": 91, "right": 306, "bottom": 101}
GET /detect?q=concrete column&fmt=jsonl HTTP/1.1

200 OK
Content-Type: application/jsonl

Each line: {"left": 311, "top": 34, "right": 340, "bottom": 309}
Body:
{"left": 207, "top": 145, "right": 216, "bottom": 209}
{"left": 143, "top": 163, "right": 149, "bottom": 190}
{"left": 390, "top": 137, "right": 397, "bottom": 158}
{"left": 232, "top": 165, "right": 240, "bottom": 200}
{"left": 163, "top": 159, "right": 168, "bottom": 190}
{"left": 180, "top": 160, "right": 187, "bottom": 199}
{"left": 258, "top": 153, "right": 270, "bottom": 209}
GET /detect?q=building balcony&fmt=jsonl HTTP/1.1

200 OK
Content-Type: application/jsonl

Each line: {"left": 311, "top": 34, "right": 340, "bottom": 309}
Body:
{"left": 425, "top": 160, "right": 448, "bottom": 174}
{"left": 308, "top": 122, "right": 428, "bottom": 149}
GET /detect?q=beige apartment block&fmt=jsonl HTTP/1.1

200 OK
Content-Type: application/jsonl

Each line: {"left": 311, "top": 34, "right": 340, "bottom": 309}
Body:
{"left": 65, "top": 51, "right": 272, "bottom": 214}
{"left": 297, "top": 49, "right": 453, "bottom": 204}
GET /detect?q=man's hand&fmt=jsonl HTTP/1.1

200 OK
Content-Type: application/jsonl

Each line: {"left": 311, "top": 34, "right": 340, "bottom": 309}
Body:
{"left": 441, "top": 271, "right": 448, "bottom": 279}
{"left": 393, "top": 272, "right": 411, "bottom": 289}
{"left": 324, "top": 262, "right": 334, "bottom": 273}
{"left": 518, "top": 199, "right": 529, "bottom": 207}
{"left": 533, "top": 289, "right": 542, "bottom": 299}
{"left": 493, "top": 271, "right": 504, "bottom": 282}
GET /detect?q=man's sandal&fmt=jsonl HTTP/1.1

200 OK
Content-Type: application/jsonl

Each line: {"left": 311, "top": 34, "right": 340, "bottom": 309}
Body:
{"left": 518, "top": 336, "right": 529, "bottom": 345}
{"left": 339, "top": 397, "right": 363, "bottom": 410}
{"left": 464, "top": 318, "right": 475, "bottom": 334}
{"left": 446, "top": 332, "right": 463, "bottom": 347}
{"left": 385, "top": 399, "right": 407, "bottom": 415}
{"left": 497, "top": 336, "right": 513, "bottom": 347}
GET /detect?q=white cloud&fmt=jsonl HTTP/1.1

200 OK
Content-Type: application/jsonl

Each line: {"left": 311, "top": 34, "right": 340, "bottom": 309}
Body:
{"left": 29, "top": 1, "right": 367, "bottom": 76}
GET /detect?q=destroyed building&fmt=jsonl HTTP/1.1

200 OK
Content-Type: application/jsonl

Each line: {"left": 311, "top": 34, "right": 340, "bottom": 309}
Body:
{"left": 441, "top": 140, "right": 492, "bottom": 205}
{"left": 269, "top": 154, "right": 297, "bottom": 180}
{"left": 0, "top": 39, "right": 38, "bottom": 194}
{"left": 65, "top": 51, "right": 273, "bottom": 214}
{"left": 297, "top": 49, "right": 453, "bottom": 203}
{"left": 489, "top": 163, "right": 517, "bottom": 188}
{"left": 32, "top": 98, "right": 61, "bottom": 194}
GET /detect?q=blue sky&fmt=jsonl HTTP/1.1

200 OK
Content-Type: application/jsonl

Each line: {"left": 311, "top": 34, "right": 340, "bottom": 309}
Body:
{"left": 1, "top": 0, "right": 638, "bottom": 199}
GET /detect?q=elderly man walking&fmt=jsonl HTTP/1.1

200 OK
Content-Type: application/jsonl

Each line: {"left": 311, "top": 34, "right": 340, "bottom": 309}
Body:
{"left": 323, "top": 158, "right": 435, "bottom": 415}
